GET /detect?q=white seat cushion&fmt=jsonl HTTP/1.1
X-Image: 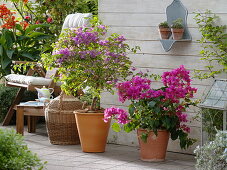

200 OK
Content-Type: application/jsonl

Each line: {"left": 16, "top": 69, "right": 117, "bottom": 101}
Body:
{"left": 5, "top": 74, "right": 62, "bottom": 86}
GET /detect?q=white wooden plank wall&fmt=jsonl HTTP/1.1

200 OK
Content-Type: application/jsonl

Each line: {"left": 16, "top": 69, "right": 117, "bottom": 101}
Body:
{"left": 99, "top": 0, "right": 227, "bottom": 154}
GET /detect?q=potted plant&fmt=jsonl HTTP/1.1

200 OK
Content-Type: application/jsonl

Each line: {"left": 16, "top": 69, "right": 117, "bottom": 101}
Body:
{"left": 41, "top": 21, "right": 139, "bottom": 152}
{"left": 171, "top": 18, "right": 184, "bottom": 40}
{"left": 158, "top": 21, "right": 171, "bottom": 39}
{"left": 104, "top": 65, "right": 198, "bottom": 161}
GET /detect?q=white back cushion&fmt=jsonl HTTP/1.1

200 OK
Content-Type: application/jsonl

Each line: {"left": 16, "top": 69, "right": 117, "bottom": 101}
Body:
{"left": 61, "top": 13, "right": 92, "bottom": 32}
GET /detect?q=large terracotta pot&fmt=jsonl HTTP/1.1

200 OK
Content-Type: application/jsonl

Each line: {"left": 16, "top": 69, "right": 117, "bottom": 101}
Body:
{"left": 171, "top": 28, "right": 184, "bottom": 40}
{"left": 74, "top": 111, "right": 111, "bottom": 152}
{"left": 137, "top": 129, "right": 169, "bottom": 162}
{"left": 159, "top": 27, "right": 171, "bottom": 39}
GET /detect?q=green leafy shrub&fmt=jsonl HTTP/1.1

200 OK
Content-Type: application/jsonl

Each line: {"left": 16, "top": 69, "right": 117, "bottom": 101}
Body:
{"left": 0, "top": 84, "right": 37, "bottom": 123}
{"left": 0, "top": 128, "right": 46, "bottom": 169}
{"left": 194, "top": 131, "right": 227, "bottom": 170}
{"left": 0, "top": 85, "right": 18, "bottom": 123}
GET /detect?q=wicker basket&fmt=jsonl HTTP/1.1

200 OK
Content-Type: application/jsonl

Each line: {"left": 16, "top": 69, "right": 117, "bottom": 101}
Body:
{"left": 45, "top": 92, "right": 83, "bottom": 145}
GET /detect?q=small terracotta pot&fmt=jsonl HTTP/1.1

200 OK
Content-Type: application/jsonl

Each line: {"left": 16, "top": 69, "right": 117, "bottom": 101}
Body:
{"left": 74, "top": 111, "right": 111, "bottom": 153}
{"left": 171, "top": 28, "right": 184, "bottom": 40}
{"left": 159, "top": 27, "right": 171, "bottom": 39}
{"left": 137, "top": 129, "right": 169, "bottom": 162}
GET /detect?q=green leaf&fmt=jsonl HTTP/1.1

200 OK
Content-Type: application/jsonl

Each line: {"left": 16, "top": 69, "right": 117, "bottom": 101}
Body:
{"left": 6, "top": 50, "right": 14, "bottom": 59}
{"left": 123, "top": 123, "right": 133, "bottom": 133}
{"left": 33, "top": 35, "right": 52, "bottom": 40}
{"left": 170, "top": 130, "right": 179, "bottom": 140}
{"left": 2, "top": 57, "right": 11, "bottom": 69}
{"left": 154, "top": 107, "right": 160, "bottom": 113}
{"left": 112, "top": 123, "right": 121, "bottom": 132}
{"left": 0, "top": 45, "right": 3, "bottom": 56}
{"left": 128, "top": 104, "right": 135, "bottom": 115}
{"left": 141, "top": 132, "right": 148, "bottom": 143}
{"left": 3, "top": 30, "right": 13, "bottom": 47}
{"left": 25, "top": 24, "right": 49, "bottom": 34}
{"left": 27, "top": 32, "right": 47, "bottom": 38}
{"left": 162, "top": 117, "right": 171, "bottom": 129}
{"left": 17, "top": 36, "right": 29, "bottom": 41}
{"left": 148, "top": 101, "right": 156, "bottom": 108}
{"left": 15, "top": 24, "right": 24, "bottom": 33}
{"left": 21, "top": 53, "right": 36, "bottom": 60}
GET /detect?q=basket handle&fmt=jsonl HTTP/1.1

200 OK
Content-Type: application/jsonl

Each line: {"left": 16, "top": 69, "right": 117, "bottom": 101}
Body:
{"left": 58, "top": 91, "right": 65, "bottom": 113}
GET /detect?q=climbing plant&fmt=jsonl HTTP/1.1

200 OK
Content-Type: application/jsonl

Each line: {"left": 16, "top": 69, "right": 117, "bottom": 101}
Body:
{"left": 194, "top": 10, "right": 227, "bottom": 79}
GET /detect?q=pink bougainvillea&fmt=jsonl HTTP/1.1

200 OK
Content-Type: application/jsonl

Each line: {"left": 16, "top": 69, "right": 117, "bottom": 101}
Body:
{"left": 104, "top": 107, "right": 129, "bottom": 124}
{"left": 104, "top": 65, "right": 198, "bottom": 149}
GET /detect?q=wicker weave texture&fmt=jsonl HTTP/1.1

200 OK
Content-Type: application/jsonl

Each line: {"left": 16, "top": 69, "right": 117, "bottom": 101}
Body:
{"left": 45, "top": 94, "right": 83, "bottom": 145}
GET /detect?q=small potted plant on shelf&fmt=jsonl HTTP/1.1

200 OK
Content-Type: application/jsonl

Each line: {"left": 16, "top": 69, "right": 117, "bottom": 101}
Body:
{"left": 171, "top": 18, "right": 184, "bottom": 40}
{"left": 41, "top": 20, "right": 139, "bottom": 153}
{"left": 158, "top": 21, "right": 171, "bottom": 39}
{"left": 104, "top": 65, "right": 198, "bottom": 161}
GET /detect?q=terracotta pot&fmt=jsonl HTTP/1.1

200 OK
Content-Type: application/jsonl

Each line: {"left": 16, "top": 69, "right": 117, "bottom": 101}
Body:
{"left": 137, "top": 129, "right": 169, "bottom": 162}
{"left": 74, "top": 111, "right": 111, "bottom": 152}
{"left": 171, "top": 28, "right": 184, "bottom": 40}
{"left": 159, "top": 27, "right": 171, "bottom": 39}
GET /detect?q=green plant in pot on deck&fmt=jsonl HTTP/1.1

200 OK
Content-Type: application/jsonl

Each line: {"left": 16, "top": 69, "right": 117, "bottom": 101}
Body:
{"left": 171, "top": 18, "right": 184, "bottom": 40}
{"left": 41, "top": 21, "right": 139, "bottom": 152}
{"left": 104, "top": 65, "right": 198, "bottom": 161}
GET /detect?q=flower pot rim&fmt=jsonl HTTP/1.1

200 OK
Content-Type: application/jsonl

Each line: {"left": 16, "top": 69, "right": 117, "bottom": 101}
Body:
{"left": 74, "top": 109, "right": 104, "bottom": 115}
{"left": 138, "top": 129, "right": 168, "bottom": 132}
{"left": 171, "top": 28, "right": 184, "bottom": 30}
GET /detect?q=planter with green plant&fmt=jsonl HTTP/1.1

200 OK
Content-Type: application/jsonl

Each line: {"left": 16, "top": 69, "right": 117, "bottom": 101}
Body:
{"left": 41, "top": 20, "right": 140, "bottom": 152}
{"left": 171, "top": 18, "right": 184, "bottom": 40}
{"left": 104, "top": 65, "right": 198, "bottom": 161}
{"left": 158, "top": 21, "right": 171, "bottom": 39}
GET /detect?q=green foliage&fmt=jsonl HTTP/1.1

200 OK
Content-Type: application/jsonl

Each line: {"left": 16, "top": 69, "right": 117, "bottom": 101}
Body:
{"left": 0, "top": 84, "right": 37, "bottom": 123}
{"left": 194, "top": 130, "right": 227, "bottom": 170}
{"left": 199, "top": 108, "right": 223, "bottom": 141}
{"left": 34, "top": 0, "right": 98, "bottom": 35}
{"left": 123, "top": 98, "right": 197, "bottom": 149}
{"left": 159, "top": 21, "right": 169, "bottom": 28}
{"left": 6, "top": 0, "right": 98, "bottom": 37}
{"left": 194, "top": 10, "right": 227, "bottom": 79}
{"left": 79, "top": 92, "right": 93, "bottom": 106}
{"left": 0, "top": 128, "right": 46, "bottom": 169}
{"left": 140, "top": 132, "right": 148, "bottom": 143}
{"left": 112, "top": 123, "right": 121, "bottom": 132}
{"left": 0, "top": 24, "right": 52, "bottom": 77}
{"left": 0, "top": 85, "right": 17, "bottom": 123}
{"left": 2, "top": 0, "right": 98, "bottom": 74}
{"left": 171, "top": 18, "right": 184, "bottom": 29}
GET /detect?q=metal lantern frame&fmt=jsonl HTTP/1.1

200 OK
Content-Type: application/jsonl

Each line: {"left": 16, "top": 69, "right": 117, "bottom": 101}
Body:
{"left": 199, "top": 79, "right": 227, "bottom": 143}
